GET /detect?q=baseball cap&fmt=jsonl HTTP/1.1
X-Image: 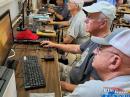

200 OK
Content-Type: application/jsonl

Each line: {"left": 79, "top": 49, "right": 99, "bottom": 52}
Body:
{"left": 16, "top": 29, "right": 39, "bottom": 40}
{"left": 82, "top": 1, "right": 116, "bottom": 21}
{"left": 91, "top": 28, "right": 130, "bottom": 57}
{"left": 69, "top": 0, "right": 84, "bottom": 8}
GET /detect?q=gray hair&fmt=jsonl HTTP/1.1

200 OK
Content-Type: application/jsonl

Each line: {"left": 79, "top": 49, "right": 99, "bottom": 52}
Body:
{"left": 99, "top": 13, "right": 113, "bottom": 28}
{"left": 69, "top": 0, "right": 84, "bottom": 9}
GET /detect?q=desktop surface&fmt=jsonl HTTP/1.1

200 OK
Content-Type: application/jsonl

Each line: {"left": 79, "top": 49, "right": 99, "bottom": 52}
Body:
{"left": 13, "top": 44, "right": 61, "bottom": 97}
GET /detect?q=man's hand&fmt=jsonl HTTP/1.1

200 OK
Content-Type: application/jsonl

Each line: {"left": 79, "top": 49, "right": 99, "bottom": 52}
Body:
{"left": 40, "top": 40, "right": 57, "bottom": 48}
{"left": 60, "top": 81, "right": 77, "bottom": 92}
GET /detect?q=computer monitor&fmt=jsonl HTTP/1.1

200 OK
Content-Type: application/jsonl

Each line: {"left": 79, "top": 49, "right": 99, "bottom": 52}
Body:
{"left": 0, "top": 10, "right": 14, "bottom": 66}
{"left": 17, "top": 0, "right": 29, "bottom": 30}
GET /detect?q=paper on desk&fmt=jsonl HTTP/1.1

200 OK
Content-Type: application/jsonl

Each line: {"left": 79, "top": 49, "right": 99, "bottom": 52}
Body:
{"left": 30, "top": 93, "right": 55, "bottom": 97}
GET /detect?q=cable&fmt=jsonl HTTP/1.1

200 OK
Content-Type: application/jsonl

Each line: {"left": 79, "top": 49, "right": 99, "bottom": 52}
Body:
{"left": 12, "top": 15, "right": 22, "bottom": 27}
{"left": 8, "top": 49, "right": 15, "bottom": 59}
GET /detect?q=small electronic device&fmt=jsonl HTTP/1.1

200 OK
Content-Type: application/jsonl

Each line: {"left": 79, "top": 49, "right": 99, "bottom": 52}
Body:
{"left": 44, "top": 55, "right": 54, "bottom": 61}
{"left": 43, "top": 47, "right": 54, "bottom": 61}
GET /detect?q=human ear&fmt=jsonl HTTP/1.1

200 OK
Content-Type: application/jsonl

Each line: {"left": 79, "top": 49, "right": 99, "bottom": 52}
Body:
{"left": 99, "top": 19, "right": 107, "bottom": 29}
{"left": 108, "top": 55, "right": 121, "bottom": 71}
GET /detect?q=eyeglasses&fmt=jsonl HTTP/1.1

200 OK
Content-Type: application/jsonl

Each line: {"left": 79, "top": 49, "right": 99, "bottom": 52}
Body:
{"left": 87, "top": 15, "right": 99, "bottom": 20}
{"left": 95, "top": 46, "right": 119, "bottom": 56}
{"left": 84, "top": 16, "right": 101, "bottom": 23}
{"left": 85, "top": 14, "right": 108, "bottom": 22}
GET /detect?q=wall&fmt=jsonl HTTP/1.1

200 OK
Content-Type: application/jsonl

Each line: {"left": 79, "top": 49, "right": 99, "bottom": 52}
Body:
{"left": 0, "top": 0, "right": 19, "bottom": 21}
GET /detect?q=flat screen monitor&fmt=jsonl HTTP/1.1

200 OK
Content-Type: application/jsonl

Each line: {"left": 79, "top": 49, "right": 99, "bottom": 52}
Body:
{"left": 0, "top": 10, "right": 14, "bottom": 66}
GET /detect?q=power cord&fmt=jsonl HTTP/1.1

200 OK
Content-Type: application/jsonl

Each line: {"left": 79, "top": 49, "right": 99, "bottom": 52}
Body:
{"left": 8, "top": 49, "right": 15, "bottom": 58}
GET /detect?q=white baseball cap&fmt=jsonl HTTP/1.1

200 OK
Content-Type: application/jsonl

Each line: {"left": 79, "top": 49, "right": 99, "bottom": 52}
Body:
{"left": 91, "top": 28, "right": 130, "bottom": 57}
{"left": 82, "top": 1, "right": 116, "bottom": 21}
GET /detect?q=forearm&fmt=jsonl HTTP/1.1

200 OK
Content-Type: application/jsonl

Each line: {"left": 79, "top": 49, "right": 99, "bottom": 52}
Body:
{"left": 54, "top": 44, "right": 81, "bottom": 54}
{"left": 54, "top": 12, "right": 64, "bottom": 20}
{"left": 65, "top": 84, "right": 77, "bottom": 92}
{"left": 60, "top": 81, "right": 77, "bottom": 92}
{"left": 52, "top": 21, "right": 69, "bottom": 26}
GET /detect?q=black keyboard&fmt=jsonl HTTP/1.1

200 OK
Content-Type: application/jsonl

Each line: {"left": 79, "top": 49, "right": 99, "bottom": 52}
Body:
{"left": 22, "top": 56, "right": 46, "bottom": 90}
{"left": 0, "top": 66, "right": 7, "bottom": 79}
{"left": 14, "top": 37, "right": 49, "bottom": 44}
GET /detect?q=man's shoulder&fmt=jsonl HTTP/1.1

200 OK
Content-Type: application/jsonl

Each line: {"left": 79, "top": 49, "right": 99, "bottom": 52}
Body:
{"left": 81, "top": 39, "right": 98, "bottom": 48}
{"left": 75, "top": 10, "right": 86, "bottom": 21}
{"left": 71, "top": 80, "right": 104, "bottom": 97}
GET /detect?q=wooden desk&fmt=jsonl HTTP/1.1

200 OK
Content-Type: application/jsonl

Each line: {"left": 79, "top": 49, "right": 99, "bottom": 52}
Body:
{"left": 13, "top": 44, "right": 61, "bottom": 97}
{"left": 117, "top": 6, "right": 130, "bottom": 14}
{"left": 36, "top": 24, "right": 57, "bottom": 38}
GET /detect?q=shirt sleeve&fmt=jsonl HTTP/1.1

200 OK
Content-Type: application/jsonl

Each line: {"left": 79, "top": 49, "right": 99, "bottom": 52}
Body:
{"left": 64, "top": 80, "right": 104, "bottom": 97}
{"left": 80, "top": 39, "right": 91, "bottom": 52}
{"left": 67, "top": 17, "right": 86, "bottom": 39}
{"left": 67, "top": 22, "right": 80, "bottom": 39}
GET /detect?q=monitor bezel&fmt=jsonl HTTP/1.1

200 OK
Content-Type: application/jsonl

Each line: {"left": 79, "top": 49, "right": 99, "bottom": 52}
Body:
{"left": 0, "top": 10, "right": 14, "bottom": 66}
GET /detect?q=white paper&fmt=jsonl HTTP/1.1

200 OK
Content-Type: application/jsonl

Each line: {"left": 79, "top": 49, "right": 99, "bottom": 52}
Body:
{"left": 30, "top": 93, "right": 55, "bottom": 97}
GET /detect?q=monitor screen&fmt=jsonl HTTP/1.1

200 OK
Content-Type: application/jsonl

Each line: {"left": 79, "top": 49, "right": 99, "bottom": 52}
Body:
{"left": 0, "top": 10, "right": 14, "bottom": 66}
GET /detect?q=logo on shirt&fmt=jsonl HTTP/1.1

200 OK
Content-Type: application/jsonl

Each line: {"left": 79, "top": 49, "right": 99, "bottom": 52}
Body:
{"left": 102, "top": 87, "right": 130, "bottom": 97}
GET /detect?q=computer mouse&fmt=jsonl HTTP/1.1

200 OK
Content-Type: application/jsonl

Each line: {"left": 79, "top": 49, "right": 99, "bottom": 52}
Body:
{"left": 41, "top": 43, "right": 48, "bottom": 47}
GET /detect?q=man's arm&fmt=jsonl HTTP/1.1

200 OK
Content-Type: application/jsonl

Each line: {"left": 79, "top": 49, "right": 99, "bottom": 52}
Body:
{"left": 60, "top": 81, "right": 77, "bottom": 92}
{"left": 49, "top": 20, "right": 70, "bottom": 26}
{"left": 40, "top": 41, "right": 81, "bottom": 54}
{"left": 54, "top": 11, "right": 64, "bottom": 20}
{"left": 48, "top": 7, "right": 64, "bottom": 21}
{"left": 63, "top": 35, "right": 74, "bottom": 44}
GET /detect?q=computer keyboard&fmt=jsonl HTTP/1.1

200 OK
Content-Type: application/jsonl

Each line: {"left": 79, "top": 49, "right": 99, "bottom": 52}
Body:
{"left": 14, "top": 37, "right": 49, "bottom": 44}
{"left": 22, "top": 56, "right": 46, "bottom": 90}
{"left": 0, "top": 66, "right": 7, "bottom": 79}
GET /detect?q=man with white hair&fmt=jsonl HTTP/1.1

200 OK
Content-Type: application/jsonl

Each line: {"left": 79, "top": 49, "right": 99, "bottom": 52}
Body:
{"left": 64, "top": 0, "right": 90, "bottom": 44}
{"left": 64, "top": 28, "right": 130, "bottom": 97}
{"left": 50, "top": 0, "right": 90, "bottom": 44}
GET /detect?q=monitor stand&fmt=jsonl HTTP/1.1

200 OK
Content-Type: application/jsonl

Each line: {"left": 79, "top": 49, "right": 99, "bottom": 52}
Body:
{"left": 4, "top": 59, "right": 18, "bottom": 70}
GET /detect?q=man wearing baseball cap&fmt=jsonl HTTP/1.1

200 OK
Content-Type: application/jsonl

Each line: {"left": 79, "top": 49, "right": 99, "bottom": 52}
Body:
{"left": 49, "top": 0, "right": 90, "bottom": 44}
{"left": 64, "top": 0, "right": 90, "bottom": 44}
{"left": 69, "top": 0, "right": 116, "bottom": 85}
{"left": 41, "top": 1, "right": 116, "bottom": 93}
{"left": 64, "top": 27, "right": 130, "bottom": 97}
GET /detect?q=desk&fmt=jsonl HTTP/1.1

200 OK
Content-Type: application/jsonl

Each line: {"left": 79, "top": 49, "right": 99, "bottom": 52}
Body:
{"left": 111, "top": 5, "right": 130, "bottom": 30}
{"left": 13, "top": 44, "right": 61, "bottom": 97}
{"left": 117, "top": 5, "right": 130, "bottom": 14}
{"left": 36, "top": 24, "right": 57, "bottom": 37}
